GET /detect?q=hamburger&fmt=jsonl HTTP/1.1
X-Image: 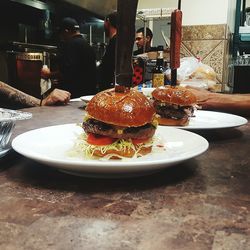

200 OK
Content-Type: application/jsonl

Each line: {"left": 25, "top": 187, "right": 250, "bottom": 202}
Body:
{"left": 152, "top": 86, "right": 197, "bottom": 126}
{"left": 80, "top": 88, "right": 157, "bottom": 159}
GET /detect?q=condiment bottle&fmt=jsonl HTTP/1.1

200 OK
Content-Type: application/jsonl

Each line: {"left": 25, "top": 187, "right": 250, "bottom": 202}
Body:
{"left": 152, "top": 46, "right": 165, "bottom": 87}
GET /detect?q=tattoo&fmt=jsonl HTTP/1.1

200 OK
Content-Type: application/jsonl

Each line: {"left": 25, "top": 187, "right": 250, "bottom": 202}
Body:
{"left": 0, "top": 81, "right": 40, "bottom": 107}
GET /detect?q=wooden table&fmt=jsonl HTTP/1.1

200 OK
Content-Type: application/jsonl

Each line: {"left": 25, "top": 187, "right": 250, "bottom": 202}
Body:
{"left": 0, "top": 102, "right": 249, "bottom": 250}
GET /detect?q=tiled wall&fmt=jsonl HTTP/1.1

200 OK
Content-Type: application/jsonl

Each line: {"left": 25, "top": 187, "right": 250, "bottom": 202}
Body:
{"left": 181, "top": 24, "right": 231, "bottom": 89}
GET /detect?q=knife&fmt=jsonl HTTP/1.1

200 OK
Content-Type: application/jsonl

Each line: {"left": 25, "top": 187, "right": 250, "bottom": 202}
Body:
{"left": 40, "top": 52, "right": 52, "bottom": 96}
{"left": 40, "top": 65, "right": 52, "bottom": 95}
{"left": 170, "top": 9, "right": 182, "bottom": 87}
{"left": 115, "top": 0, "right": 138, "bottom": 91}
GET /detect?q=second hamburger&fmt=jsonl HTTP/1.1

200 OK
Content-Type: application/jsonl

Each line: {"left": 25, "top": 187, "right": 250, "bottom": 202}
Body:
{"left": 152, "top": 86, "right": 197, "bottom": 126}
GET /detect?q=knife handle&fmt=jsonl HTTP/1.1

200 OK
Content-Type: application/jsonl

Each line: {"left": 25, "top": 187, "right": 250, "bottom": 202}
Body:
{"left": 170, "top": 9, "right": 182, "bottom": 70}
{"left": 115, "top": 0, "right": 138, "bottom": 88}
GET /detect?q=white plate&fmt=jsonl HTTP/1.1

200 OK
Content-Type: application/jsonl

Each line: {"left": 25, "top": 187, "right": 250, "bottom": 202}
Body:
{"left": 12, "top": 124, "right": 208, "bottom": 178}
{"left": 80, "top": 95, "right": 94, "bottom": 102}
{"left": 141, "top": 87, "right": 155, "bottom": 97}
{"left": 171, "top": 110, "right": 248, "bottom": 130}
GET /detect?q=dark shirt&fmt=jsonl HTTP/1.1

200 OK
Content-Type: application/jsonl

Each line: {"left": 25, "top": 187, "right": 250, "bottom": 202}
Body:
{"left": 133, "top": 46, "right": 158, "bottom": 56}
{"left": 97, "top": 35, "right": 116, "bottom": 91}
{"left": 57, "top": 34, "right": 97, "bottom": 98}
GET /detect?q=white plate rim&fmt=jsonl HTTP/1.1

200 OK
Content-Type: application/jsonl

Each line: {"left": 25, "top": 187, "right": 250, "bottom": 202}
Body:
{"left": 11, "top": 124, "right": 209, "bottom": 177}
{"left": 171, "top": 110, "right": 248, "bottom": 130}
{"left": 80, "top": 95, "right": 94, "bottom": 102}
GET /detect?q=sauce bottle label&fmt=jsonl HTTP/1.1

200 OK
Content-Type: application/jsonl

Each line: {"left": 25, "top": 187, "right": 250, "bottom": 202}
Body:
{"left": 152, "top": 74, "right": 164, "bottom": 87}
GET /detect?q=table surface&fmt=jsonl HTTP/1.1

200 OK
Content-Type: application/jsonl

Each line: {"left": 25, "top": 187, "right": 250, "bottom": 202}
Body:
{"left": 0, "top": 102, "right": 249, "bottom": 250}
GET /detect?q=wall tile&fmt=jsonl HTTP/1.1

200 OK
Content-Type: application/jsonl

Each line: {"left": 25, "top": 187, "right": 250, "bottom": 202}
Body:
{"left": 181, "top": 24, "right": 231, "bottom": 88}
{"left": 182, "top": 40, "right": 222, "bottom": 61}
{"left": 182, "top": 24, "right": 227, "bottom": 40}
{"left": 202, "top": 41, "right": 224, "bottom": 83}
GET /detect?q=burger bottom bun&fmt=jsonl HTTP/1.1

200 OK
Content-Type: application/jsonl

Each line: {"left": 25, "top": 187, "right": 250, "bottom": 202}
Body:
{"left": 93, "top": 146, "right": 152, "bottom": 159}
{"left": 158, "top": 116, "right": 189, "bottom": 126}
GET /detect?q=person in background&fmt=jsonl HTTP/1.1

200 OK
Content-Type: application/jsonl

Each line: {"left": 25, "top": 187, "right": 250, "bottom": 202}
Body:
{"left": 97, "top": 11, "right": 117, "bottom": 91}
{"left": 187, "top": 87, "right": 250, "bottom": 116}
{"left": 0, "top": 81, "right": 70, "bottom": 109}
{"left": 133, "top": 27, "right": 157, "bottom": 56}
{"left": 41, "top": 17, "right": 97, "bottom": 98}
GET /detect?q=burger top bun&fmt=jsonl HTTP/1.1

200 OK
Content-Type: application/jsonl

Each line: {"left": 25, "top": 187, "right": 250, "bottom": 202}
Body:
{"left": 86, "top": 88, "right": 155, "bottom": 127}
{"left": 152, "top": 86, "right": 197, "bottom": 106}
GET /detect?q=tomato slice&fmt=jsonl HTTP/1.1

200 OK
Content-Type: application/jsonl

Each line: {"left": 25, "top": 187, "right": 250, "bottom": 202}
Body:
{"left": 87, "top": 133, "right": 116, "bottom": 146}
{"left": 132, "top": 138, "right": 151, "bottom": 145}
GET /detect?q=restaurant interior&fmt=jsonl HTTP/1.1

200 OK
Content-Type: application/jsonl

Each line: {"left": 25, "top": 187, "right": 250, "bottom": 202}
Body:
{"left": 0, "top": 0, "right": 250, "bottom": 96}
{"left": 0, "top": 1, "right": 249, "bottom": 249}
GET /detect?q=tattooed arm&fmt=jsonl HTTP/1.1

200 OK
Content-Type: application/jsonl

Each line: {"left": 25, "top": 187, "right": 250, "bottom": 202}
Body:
{"left": 0, "top": 81, "right": 71, "bottom": 109}
{"left": 0, "top": 81, "right": 40, "bottom": 107}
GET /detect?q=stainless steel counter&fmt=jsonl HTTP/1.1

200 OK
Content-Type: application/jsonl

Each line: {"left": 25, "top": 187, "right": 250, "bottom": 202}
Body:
{"left": 0, "top": 101, "right": 249, "bottom": 250}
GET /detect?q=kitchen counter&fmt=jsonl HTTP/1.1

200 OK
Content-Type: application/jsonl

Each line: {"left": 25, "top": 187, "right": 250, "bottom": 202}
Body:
{"left": 0, "top": 102, "right": 249, "bottom": 250}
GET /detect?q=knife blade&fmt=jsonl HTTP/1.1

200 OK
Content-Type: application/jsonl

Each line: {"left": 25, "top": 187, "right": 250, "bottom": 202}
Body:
{"left": 115, "top": 0, "right": 138, "bottom": 90}
{"left": 40, "top": 65, "right": 52, "bottom": 96}
{"left": 170, "top": 9, "right": 182, "bottom": 86}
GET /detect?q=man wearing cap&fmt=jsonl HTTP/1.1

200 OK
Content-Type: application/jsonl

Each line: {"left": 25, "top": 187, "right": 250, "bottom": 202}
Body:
{"left": 41, "top": 17, "right": 97, "bottom": 98}
{"left": 97, "top": 11, "right": 117, "bottom": 91}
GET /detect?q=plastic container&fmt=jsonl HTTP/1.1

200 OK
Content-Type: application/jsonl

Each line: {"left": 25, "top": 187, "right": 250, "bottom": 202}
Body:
{"left": 0, "top": 108, "right": 32, "bottom": 157}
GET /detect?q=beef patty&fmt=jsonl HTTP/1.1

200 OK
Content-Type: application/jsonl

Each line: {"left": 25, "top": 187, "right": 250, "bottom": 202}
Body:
{"left": 154, "top": 102, "right": 194, "bottom": 120}
{"left": 82, "top": 118, "right": 156, "bottom": 139}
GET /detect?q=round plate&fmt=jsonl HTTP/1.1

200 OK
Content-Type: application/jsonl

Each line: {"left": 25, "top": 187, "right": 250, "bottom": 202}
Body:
{"left": 80, "top": 95, "right": 94, "bottom": 103}
{"left": 173, "top": 110, "right": 248, "bottom": 130}
{"left": 12, "top": 124, "right": 209, "bottom": 178}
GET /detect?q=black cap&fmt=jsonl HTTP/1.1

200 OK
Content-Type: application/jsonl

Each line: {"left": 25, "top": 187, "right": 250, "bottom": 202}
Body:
{"left": 60, "top": 17, "right": 80, "bottom": 31}
{"left": 105, "top": 12, "right": 117, "bottom": 28}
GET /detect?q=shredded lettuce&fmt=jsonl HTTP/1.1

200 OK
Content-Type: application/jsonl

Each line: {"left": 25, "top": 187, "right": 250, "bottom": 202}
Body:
{"left": 71, "top": 133, "right": 154, "bottom": 160}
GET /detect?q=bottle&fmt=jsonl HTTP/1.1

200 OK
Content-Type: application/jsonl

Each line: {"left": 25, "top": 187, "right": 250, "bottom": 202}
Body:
{"left": 152, "top": 46, "right": 165, "bottom": 87}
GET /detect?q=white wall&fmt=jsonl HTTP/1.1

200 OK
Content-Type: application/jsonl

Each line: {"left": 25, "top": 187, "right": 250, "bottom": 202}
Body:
{"left": 181, "top": 0, "right": 228, "bottom": 25}
{"left": 138, "top": 0, "right": 233, "bottom": 25}
{"left": 138, "top": 0, "right": 178, "bottom": 9}
{"left": 227, "top": 0, "right": 237, "bottom": 32}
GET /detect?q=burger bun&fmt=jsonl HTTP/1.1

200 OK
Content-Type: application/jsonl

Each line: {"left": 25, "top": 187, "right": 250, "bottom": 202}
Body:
{"left": 157, "top": 116, "right": 189, "bottom": 126}
{"left": 86, "top": 88, "right": 155, "bottom": 127}
{"left": 152, "top": 86, "right": 197, "bottom": 106}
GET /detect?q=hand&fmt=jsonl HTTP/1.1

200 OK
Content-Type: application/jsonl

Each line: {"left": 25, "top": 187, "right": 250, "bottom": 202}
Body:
{"left": 42, "top": 89, "right": 71, "bottom": 106}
